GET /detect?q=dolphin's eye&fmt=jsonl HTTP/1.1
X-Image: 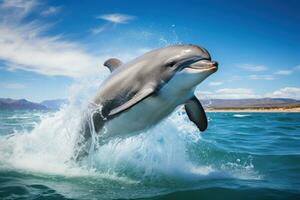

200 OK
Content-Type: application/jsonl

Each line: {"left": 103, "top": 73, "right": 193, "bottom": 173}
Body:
{"left": 166, "top": 61, "right": 176, "bottom": 68}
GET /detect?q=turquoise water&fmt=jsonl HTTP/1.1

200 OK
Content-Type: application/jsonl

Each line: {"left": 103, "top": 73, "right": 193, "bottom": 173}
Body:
{"left": 0, "top": 109, "right": 299, "bottom": 200}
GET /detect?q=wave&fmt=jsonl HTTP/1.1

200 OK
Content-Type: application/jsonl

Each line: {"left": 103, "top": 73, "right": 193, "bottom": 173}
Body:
{"left": 233, "top": 114, "right": 251, "bottom": 118}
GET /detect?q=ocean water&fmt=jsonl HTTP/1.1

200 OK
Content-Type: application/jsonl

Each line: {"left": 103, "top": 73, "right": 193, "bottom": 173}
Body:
{"left": 0, "top": 108, "right": 299, "bottom": 200}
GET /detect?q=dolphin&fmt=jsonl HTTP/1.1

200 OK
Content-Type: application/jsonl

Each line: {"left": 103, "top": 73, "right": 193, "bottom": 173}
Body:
{"left": 73, "top": 44, "right": 218, "bottom": 161}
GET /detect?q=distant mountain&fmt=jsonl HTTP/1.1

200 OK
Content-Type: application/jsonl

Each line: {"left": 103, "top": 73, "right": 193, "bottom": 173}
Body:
{"left": 200, "top": 98, "right": 300, "bottom": 108}
{"left": 1, "top": 97, "right": 299, "bottom": 110}
{"left": 40, "top": 99, "right": 68, "bottom": 110}
{"left": 0, "top": 98, "right": 47, "bottom": 110}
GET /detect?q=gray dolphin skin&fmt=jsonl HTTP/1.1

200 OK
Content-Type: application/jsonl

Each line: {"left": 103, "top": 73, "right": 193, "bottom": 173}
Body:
{"left": 73, "top": 44, "right": 218, "bottom": 161}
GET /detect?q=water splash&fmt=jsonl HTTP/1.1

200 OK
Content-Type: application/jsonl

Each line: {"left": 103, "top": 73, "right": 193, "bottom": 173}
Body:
{"left": 0, "top": 74, "right": 261, "bottom": 183}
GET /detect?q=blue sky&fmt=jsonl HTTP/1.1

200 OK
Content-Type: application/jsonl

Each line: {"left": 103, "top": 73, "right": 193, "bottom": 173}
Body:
{"left": 0, "top": 0, "right": 299, "bottom": 102}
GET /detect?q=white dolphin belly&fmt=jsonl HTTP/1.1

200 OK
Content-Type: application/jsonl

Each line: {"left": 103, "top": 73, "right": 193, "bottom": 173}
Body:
{"left": 99, "top": 91, "right": 189, "bottom": 140}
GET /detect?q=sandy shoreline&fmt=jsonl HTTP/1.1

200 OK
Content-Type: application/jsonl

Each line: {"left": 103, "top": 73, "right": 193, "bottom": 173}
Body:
{"left": 205, "top": 107, "right": 300, "bottom": 113}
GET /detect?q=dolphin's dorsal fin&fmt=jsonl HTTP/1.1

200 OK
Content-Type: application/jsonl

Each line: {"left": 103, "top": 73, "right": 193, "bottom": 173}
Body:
{"left": 104, "top": 58, "right": 122, "bottom": 72}
{"left": 184, "top": 96, "right": 208, "bottom": 132}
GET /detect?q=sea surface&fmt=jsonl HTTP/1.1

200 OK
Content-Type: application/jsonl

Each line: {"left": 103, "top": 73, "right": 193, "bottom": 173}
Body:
{"left": 0, "top": 109, "right": 299, "bottom": 200}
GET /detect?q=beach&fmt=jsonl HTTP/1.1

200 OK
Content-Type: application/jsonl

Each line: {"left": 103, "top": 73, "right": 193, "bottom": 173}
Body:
{"left": 206, "top": 106, "right": 300, "bottom": 113}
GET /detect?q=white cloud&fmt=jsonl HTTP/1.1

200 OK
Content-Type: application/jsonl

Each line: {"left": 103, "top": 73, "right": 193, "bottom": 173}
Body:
{"left": 198, "top": 87, "right": 300, "bottom": 100}
{"left": 0, "top": 82, "right": 26, "bottom": 89}
{"left": 0, "top": 0, "right": 37, "bottom": 21}
{"left": 1, "top": 0, "right": 36, "bottom": 12}
{"left": 274, "top": 70, "right": 292, "bottom": 75}
{"left": 41, "top": 6, "right": 61, "bottom": 16}
{"left": 0, "top": 23, "right": 102, "bottom": 78}
{"left": 249, "top": 74, "right": 274, "bottom": 80}
{"left": 273, "top": 65, "right": 300, "bottom": 76}
{"left": 198, "top": 88, "right": 258, "bottom": 99}
{"left": 265, "top": 87, "right": 300, "bottom": 99}
{"left": 97, "top": 13, "right": 135, "bottom": 24}
{"left": 91, "top": 25, "right": 107, "bottom": 34}
{"left": 208, "top": 81, "right": 223, "bottom": 86}
{"left": 0, "top": 0, "right": 141, "bottom": 78}
{"left": 240, "top": 64, "right": 267, "bottom": 72}
{"left": 0, "top": 22, "right": 149, "bottom": 78}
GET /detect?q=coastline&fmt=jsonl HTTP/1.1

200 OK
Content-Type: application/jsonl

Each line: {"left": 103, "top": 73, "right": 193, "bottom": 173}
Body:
{"left": 205, "top": 107, "right": 300, "bottom": 113}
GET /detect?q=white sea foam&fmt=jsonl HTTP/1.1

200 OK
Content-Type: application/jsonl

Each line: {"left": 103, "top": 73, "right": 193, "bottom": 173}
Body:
{"left": 233, "top": 114, "right": 251, "bottom": 118}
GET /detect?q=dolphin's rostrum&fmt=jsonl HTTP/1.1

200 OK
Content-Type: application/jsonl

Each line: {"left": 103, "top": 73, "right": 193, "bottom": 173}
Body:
{"left": 73, "top": 44, "right": 218, "bottom": 161}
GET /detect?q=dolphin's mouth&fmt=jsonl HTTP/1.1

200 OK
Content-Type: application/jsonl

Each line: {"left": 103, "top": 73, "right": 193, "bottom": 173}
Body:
{"left": 189, "top": 59, "right": 218, "bottom": 71}
{"left": 181, "top": 57, "right": 218, "bottom": 72}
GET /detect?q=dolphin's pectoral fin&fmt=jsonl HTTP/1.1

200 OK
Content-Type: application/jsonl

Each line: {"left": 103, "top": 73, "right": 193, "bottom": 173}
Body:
{"left": 109, "top": 87, "right": 155, "bottom": 116}
{"left": 184, "top": 96, "right": 208, "bottom": 132}
{"left": 104, "top": 58, "right": 123, "bottom": 72}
